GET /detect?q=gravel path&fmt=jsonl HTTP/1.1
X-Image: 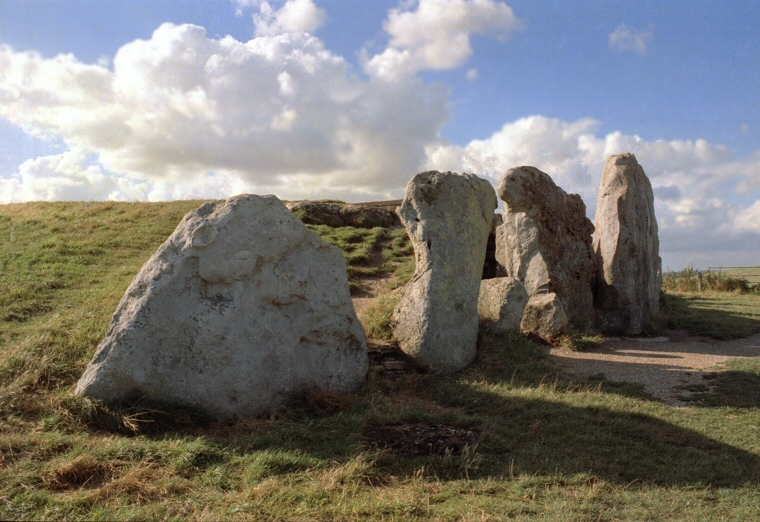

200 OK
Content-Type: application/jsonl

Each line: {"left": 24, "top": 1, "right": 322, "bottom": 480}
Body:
{"left": 550, "top": 330, "right": 760, "bottom": 405}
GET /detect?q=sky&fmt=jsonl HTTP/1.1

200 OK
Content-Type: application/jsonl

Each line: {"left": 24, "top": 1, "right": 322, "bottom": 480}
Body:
{"left": 0, "top": 0, "right": 758, "bottom": 270}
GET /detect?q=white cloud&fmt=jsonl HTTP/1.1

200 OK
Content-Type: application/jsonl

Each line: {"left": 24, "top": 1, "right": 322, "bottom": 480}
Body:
{"left": 425, "top": 115, "right": 760, "bottom": 268}
{"left": 465, "top": 68, "right": 478, "bottom": 81}
{"left": 609, "top": 24, "right": 653, "bottom": 55}
{"left": 1, "top": 14, "right": 758, "bottom": 269}
{"left": 0, "top": 148, "right": 145, "bottom": 203}
{"left": 0, "top": 23, "right": 447, "bottom": 201}
{"left": 735, "top": 200, "right": 760, "bottom": 232}
{"left": 364, "top": 0, "right": 523, "bottom": 81}
{"left": 232, "top": 0, "right": 261, "bottom": 16}
{"left": 254, "top": 0, "right": 326, "bottom": 36}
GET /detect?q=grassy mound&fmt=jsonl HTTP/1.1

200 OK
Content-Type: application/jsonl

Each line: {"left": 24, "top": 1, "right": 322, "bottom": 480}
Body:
{"left": 2, "top": 201, "right": 760, "bottom": 520}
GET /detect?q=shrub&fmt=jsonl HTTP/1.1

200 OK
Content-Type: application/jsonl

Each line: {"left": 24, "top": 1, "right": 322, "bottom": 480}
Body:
{"left": 662, "top": 266, "right": 753, "bottom": 293}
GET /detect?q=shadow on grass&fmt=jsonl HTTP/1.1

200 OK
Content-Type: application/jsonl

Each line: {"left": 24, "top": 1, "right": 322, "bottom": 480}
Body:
{"left": 424, "top": 379, "right": 760, "bottom": 488}
{"left": 65, "top": 330, "right": 760, "bottom": 489}
{"left": 659, "top": 292, "right": 760, "bottom": 340}
{"left": 675, "top": 357, "right": 760, "bottom": 408}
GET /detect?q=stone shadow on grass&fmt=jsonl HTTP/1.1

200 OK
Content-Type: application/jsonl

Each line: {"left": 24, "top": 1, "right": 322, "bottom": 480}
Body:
{"left": 659, "top": 293, "right": 760, "bottom": 340}
{"left": 422, "top": 380, "right": 760, "bottom": 487}
{"left": 74, "top": 330, "right": 760, "bottom": 488}
{"left": 675, "top": 369, "right": 760, "bottom": 408}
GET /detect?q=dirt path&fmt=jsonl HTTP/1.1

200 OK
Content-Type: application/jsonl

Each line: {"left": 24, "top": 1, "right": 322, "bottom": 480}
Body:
{"left": 550, "top": 331, "right": 760, "bottom": 406}
{"left": 351, "top": 277, "right": 393, "bottom": 318}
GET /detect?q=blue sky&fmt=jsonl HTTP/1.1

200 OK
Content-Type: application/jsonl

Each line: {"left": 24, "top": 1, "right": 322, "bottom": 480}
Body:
{"left": 0, "top": 0, "right": 758, "bottom": 269}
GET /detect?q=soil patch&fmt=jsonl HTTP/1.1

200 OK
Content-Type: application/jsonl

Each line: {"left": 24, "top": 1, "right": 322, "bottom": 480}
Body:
{"left": 364, "top": 422, "right": 480, "bottom": 456}
{"left": 367, "top": 340, "right": 418, "bottom": 377}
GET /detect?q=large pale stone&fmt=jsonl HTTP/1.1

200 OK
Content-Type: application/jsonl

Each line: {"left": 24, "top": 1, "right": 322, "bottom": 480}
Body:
{"left": 393, "top": 171, "right": 497, "bottom": 373}
{"left": 594, "top": 153, "right": 662, "bottom": 334}
{"left": 478, "top": 277, "right": 529, "bottom": 332}
{"left": 520, "top": 293, "right": 568, "bottom": 340}
{"left": 76, "top": 195, "right": 368, "bottom": 419}
{"left": 496, "top": 166, "right": 596, "bottom": 328}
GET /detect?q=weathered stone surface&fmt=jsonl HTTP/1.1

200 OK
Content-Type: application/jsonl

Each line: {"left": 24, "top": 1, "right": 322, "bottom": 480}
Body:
{"left": 76, "top": 195, "right": 368, "bottom": 419}
{"left": 393, "top": 171, "right": 497, "bottom": 373}
{"left": 594, "top": 153, "right": 662, "bottom": 334}
{"left": 478, "top": 277, "right": 529, "bottom": 332}
{"left": 520, "top": 293, "right": 568, "bottom": 340}
{"left": 285, "top": 200, "right": 402, "bottom": 229}
{"left": 496, "top": 166, "right": 596, "bottom": 328}
{"left": 339, "top": 204, "right": 401, "bottom": 229}
{"left": 285, "top": 200, "right": 346, "bottom": 227}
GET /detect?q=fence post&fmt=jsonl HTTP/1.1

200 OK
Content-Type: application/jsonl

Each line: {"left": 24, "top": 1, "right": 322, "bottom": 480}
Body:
{"left": 698, "top": 271, "right": 703, "bottom": 292}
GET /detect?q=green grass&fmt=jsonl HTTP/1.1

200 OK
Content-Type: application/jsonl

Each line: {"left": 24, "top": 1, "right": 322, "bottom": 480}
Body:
{"left": 676, "top": 357, "right": 760, "bottom": 408}
{"left": 2, "top": 201, "right": 760, "bottom": 520}
{"left": 658, "top": 291, "right": 760, "bottom": 340}
{"left": 309, "top": 224, "right": 415, "bottom": 292}
{"left": 361, "top": 291, "right": 402, "bottom": 341}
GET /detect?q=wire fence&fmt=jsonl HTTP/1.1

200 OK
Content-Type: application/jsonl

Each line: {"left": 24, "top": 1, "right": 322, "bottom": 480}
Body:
{"left": 707, "top": 266, "right": 760, "bottom": 287}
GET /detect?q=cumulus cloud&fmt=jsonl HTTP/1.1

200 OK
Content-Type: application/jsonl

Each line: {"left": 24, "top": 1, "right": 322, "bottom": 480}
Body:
{"left": 425, "top": 115, "right": 760, "bottom": 267}
{"left": 364, "top": 0, "right": 523, "bottom": 80}
{"left": 232, "top": 0, "right": 260, "bottom": 16}
{"left": 0, "top": 147, "right": 263, "bottom": 203}
{"left": 609, "top": 23, "right": 653, "bottom": 55}
{"left": 735, "top": 200, "right": 760, "bottom": 233}
{"left": 1, "top": 10, "right": 757, "bottom": 268}
{"left": 254, "top": 0, "right": 326, "bottom": 36}
{"left": 0, "top": 23, "right": 447, "bottom": 201}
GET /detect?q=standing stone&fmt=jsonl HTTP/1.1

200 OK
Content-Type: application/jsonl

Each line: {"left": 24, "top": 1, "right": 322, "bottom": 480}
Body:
{"left": 594, "top": 153, "right": 662, "bottom": 334}
{"left": 339, "top": 204, "right": 401, "bottom": 229}
{"left": 496, "top": 166, "right": 596, "bottom": 330}
{"left": 285, "top": 200, "right": 346, "bottom": 227}
{"left": 520, "top": 293, "right": 569, "bottom": 340}
{"left": 76, "top": 195, "right": 368, "bottom": 420}
{"left": 478, "top": 277, "right": 529, "bottom": 333}
{"left": 393, "top": 171, "right": 497, "bottom": 373}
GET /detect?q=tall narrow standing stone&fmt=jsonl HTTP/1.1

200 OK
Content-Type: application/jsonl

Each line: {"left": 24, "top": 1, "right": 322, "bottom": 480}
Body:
{"left": 496, "top": 166, "right": 596, "bottom": 330}
{"left": 393, "top": 171, "right": 497, "bottom": 373}
{"left": 594, "top": 153, "right": 662, "bottom": 334}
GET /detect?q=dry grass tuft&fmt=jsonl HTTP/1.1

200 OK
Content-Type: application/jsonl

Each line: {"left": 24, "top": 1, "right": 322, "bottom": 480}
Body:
{"left": 62, "top": 397, "right": 214, "bottom": 436}
{"left": 285, "top": 390, "right": 354, "bottom": 417}
{"left": 44, "top": 455, "right": 120, "bottom": 491}
{"left": 96, "top": 465, "right": 193, "bottom": 502}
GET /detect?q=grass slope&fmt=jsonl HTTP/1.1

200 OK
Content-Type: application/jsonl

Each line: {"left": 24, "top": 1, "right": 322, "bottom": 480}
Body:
{"left": 2, "top": 201, "right": 760, "bottom": 521}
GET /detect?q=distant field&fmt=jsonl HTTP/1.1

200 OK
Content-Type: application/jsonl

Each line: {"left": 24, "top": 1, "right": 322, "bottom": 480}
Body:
{"left": 709, "top": 266, "right": 760, "bottom": 286}
{"left": 2, "top": 201, "right": 760, "bottom": 521}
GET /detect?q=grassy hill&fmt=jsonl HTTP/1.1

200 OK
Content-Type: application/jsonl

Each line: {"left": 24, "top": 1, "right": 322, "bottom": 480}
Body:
{"left": 2, "top": 201, "right": 760, "bottom": 521}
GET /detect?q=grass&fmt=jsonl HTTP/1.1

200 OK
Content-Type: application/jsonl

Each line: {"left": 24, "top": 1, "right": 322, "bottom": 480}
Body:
{"left": 2, "top": 201, "right": 760, "bottom": 520}
{"left": 658, "top": 291, "right": 760, "bottom": 340}
{"left": 361, "top": 291, "right": 403, "bottom": 342}
{"left": 310, "top": 224, "right": 415, "bottom": 293}
{"left": 676, "top": 357, "right": 760, "bottom": 408}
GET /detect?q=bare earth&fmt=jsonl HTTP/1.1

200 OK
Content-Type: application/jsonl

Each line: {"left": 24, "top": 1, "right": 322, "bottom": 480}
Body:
{"left": 351, "top": 277, "right": 392, "bottom": 318}
{"left": 550, "top": 331, "right": 760, "bottom": 406}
